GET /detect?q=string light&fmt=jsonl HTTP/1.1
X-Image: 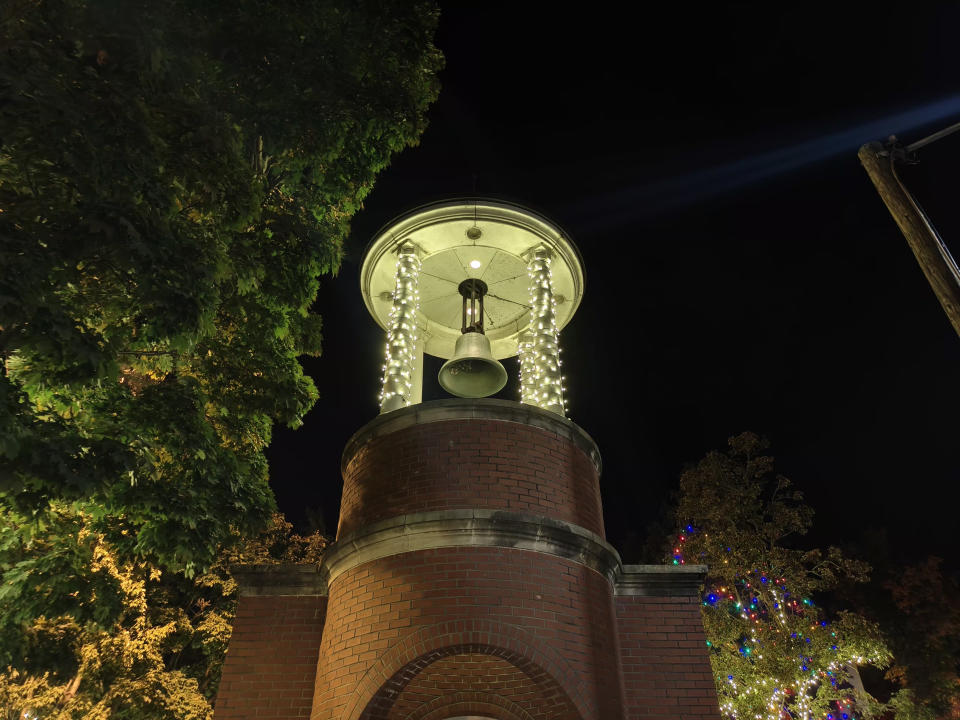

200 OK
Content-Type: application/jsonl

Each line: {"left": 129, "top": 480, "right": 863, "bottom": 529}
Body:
{"left": 520, "top": 249, "right": 565, "bottom": 416}
{"left": 379, "top": 245, "right": 421, "bottom": 413}
{"left": 676, "top": 526, "right": 884, "bottom": 720}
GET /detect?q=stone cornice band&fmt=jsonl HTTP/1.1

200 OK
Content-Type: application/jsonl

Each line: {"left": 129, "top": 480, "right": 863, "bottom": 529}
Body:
{"left": 230, "top": 564, "right": 327, "bottom": 597}
{"left": 231, "top": 509, "right": 706, "bottom": 598}
{"left": 615, "top": 564, "right": 708, "bottom": 596}
{"left": 323, "top": 509, "right": 621, "bottom": 586}
{"left": 340, "top": 399, "right": 603, "bottom": 476}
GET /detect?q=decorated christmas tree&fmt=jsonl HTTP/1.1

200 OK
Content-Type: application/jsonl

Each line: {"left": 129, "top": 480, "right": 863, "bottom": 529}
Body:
{"left": 674, "top": 433, "right": 890, "bottom": 720}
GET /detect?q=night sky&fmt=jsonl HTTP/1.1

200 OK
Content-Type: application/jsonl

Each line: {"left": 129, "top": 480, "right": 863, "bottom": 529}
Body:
{"left": 267, "top": 6, "right": 960, "bottom": 567}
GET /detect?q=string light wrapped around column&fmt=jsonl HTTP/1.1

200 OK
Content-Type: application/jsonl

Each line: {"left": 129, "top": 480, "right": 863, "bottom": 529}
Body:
{"left": 379, "top": 245, "right": 421, "bottom": 413}
{"left": 521, "top": 249, "right": 565, "bottom": 416}
{"left": 518, "top": 331, "right": 536, "bottom": 405}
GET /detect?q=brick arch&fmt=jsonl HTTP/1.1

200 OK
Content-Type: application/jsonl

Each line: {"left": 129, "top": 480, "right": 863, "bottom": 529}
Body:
{"left": 410, "top": 691, "right": 535, "bottom": 720}
{"left": 343, "top": 620, "right": 592, "bottom": 720}
{"left": 392, "top": 655, "right": 564, "bottom": 720}
{"left": 363, "top": 652, "right": 577, "bottom": 720}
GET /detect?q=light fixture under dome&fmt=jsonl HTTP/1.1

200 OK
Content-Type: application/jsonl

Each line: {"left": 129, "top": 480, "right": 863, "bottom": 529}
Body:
{"left": 360, "top": 198, "right": 584, "bottom": 415}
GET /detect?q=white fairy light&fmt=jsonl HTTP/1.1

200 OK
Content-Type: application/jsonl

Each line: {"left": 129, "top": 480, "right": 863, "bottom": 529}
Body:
{"left": 379, "top": 245, "right": 421, "bottom": 413}
{"left": 520, "top": 249, "right": 565, "bottom": 416}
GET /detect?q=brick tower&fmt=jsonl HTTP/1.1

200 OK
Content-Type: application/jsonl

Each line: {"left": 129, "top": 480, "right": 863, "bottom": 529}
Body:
{"left": 214, "top": 199, "right": 722, "bottom": 720}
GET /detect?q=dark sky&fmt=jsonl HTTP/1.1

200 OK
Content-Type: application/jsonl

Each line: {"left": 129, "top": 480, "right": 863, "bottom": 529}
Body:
{"left": 268, "top": 5, "right": 960, "bottom": 566}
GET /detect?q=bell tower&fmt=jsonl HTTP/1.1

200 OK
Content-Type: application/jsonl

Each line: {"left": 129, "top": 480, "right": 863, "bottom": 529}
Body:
{"left": 361, "top": 198, "right": 580, "bottom": 414}
{"left": 214, "top": 199, "right": 723, "bottom": 720}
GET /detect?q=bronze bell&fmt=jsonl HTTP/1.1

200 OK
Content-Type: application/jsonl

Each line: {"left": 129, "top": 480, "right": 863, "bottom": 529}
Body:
{"left": 437, "top": 279, "right": 507, "bottom": 398}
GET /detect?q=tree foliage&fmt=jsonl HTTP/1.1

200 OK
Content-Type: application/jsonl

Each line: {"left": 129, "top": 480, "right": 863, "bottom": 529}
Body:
{"left": 0, "top": 0, "right": 441, "bottom": 710}
{"left": 675, "top": 433, "right": 891, "bottom": 720}
{"left": 884, "top": 557, "right": 960, "bottom": 719}
{"left": 0, "top": 0, "right": 437, "bottom": 606}
{"left": 845, "top": 555, "right": 960, "bottom": 720}
{"left": 0, "top": 512, "right": 325, "bottom": 719}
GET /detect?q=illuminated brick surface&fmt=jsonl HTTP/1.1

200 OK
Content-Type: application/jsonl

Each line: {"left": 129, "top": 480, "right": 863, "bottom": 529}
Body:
{"left": 214, "top": 407, "right": 721, "bottom": 720}
{"left": 311, "top": 547, "right": 621, "bottom": 719}
{"left": 617, "top": 596, "right": 723, "bottom": 720}
{"left": 214, "top": 595, "right": 328, "bottom": 719}
{"left": 338, "top": 419, "right": 605, "bottom": 539}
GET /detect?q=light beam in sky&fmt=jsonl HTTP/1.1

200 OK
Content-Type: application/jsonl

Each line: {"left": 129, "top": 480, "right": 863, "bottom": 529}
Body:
{"left": 572, "top": 94, "right": 960, "bottom": 229}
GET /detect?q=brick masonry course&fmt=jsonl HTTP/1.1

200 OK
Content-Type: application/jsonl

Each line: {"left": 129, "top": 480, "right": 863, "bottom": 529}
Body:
{"left": 338, "top": 417, "right": 606, "bottom": 540}
{"left": 213, "top": 401, "right": 722, "bottom": 720}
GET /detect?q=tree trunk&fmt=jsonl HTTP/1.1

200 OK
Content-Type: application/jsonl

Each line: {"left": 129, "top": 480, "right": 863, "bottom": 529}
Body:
{"left": 846, "top": 662, "right": 874, "bottom": 719}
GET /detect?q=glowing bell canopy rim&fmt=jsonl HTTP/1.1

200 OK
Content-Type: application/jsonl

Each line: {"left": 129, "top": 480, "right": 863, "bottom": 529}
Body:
{"left": 359, "top": 197, "right": 585, "bottom": 360}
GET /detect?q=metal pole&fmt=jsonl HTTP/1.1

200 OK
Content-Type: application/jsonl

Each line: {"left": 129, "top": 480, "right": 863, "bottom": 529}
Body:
{"left": 904, "top": 119, "right": 960, "bottom": 153}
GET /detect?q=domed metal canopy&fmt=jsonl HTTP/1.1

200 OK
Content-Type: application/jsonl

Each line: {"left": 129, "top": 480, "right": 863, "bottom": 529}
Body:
{"left": 360, "top": 198, "right": 584, "bottom": 360}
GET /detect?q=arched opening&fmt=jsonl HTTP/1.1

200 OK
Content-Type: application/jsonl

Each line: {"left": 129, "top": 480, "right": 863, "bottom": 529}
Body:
{"left": 418, "top": 700, "right": 527, "bottom": 720}
{"left": 358, "top": 648, "right": 582, "bottom": 720}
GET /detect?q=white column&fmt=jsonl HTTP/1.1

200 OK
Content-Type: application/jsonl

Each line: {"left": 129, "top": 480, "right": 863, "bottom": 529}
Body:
{"left": 379, "top": 245, "right": 422, "bottom": 413}
{"left": 522, "top": 249, "right": 565, "bottom": 416}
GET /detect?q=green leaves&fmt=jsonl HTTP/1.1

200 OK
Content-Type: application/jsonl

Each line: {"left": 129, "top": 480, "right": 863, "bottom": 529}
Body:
{"left": 1, "top": 0, "right": 439, "bottom": 572}
{"left": 677, "top": 433, "right": 890, "bottom": 720}
{"left": 0, "top": 510, "right": 326, "bottom": 719}
{"left": 0, "top": 0, "right": 440, "bottom": 713}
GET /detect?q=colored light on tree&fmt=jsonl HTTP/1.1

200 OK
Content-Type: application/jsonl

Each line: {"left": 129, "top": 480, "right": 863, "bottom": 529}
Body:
{"left": 675, "top": 433, "right": 890, "bottom": 720}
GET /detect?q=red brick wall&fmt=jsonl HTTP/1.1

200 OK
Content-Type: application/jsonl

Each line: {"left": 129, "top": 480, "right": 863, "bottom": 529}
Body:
{"left": 338, "top": 419, "right": 605, "bottom": 539}
{"left": 215, "top": 595, "right": 327, "bottom": 720}
{"left": 616, "top": 595, "right": 722, "bottom": 720}
{"left": 310, "top": 547, "right": 624, "bottom": 720}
